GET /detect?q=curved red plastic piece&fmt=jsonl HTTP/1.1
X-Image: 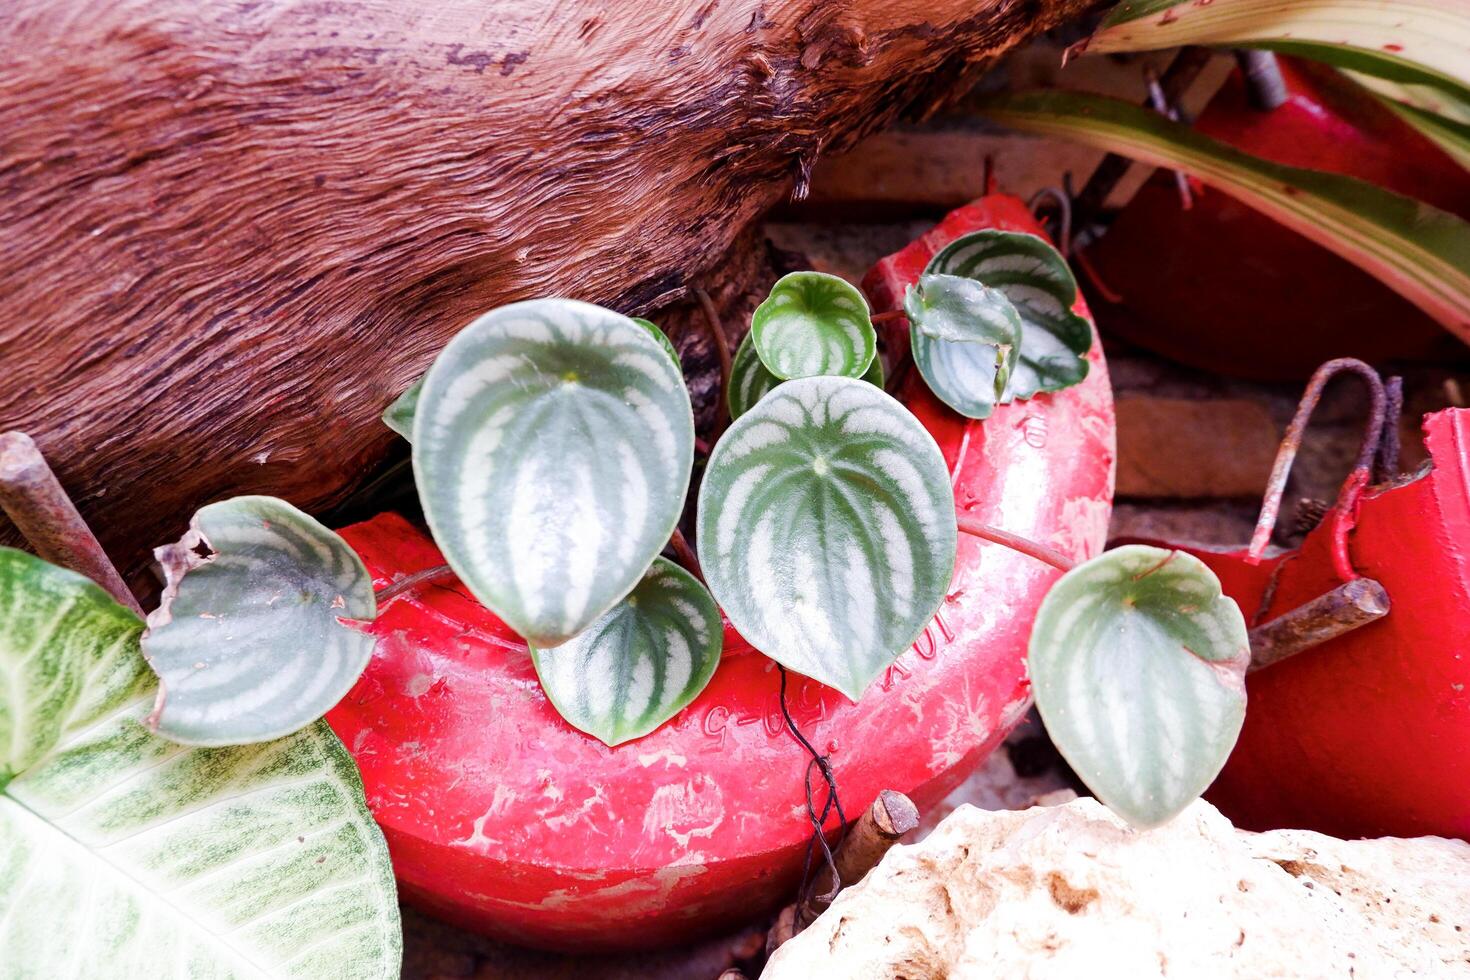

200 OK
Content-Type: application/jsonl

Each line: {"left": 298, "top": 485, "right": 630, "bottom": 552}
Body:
{"left": 327, "top": 194, "right": 1116, "bottom": 950}
{"left": 1145, "top": 409, "right": 1470, "bottom": 841}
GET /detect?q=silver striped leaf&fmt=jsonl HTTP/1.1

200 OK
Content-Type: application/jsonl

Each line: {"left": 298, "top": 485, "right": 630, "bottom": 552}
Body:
{"left": 140, "top": 496, "right": 377, "bottom": 747}
{"left": 631, "top": 317, "right": 682, "bottom": 367}
{"left": 750, "top": 271, "right": 877, "bottom": 381}
{"left": 412, "top": 298, "right": 695, "bottom": 648}
{"left": 924, "top": 230, "right": 1091, "bottom": 401}
{"left": 1029, "top": 545, "right": 1250, "bottom": 829}
{"left": 0, "top": 547, "right": 400, "bottom": 979}
{"left": 729, "top": 329, "right": 884, "bottom": 420}
{"left": 697, "top": 376, "right": 957, "bottom": 699}
{"left": 530, "top": 557, "right": 721, "bottom": 746}
{"left": 905, "top": 273, "right": 1023, "bottom": 420}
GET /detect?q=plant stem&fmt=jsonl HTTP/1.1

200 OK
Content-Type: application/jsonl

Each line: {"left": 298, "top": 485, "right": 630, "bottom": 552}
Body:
{"left": 375, "top": 563, "right": 456, "bottom": 604}
{"left": 870, "top": 309, "right": 905, "bottom": 325}
{"left": 956, "top": 515, "right": 1075, "bottom": 573}
{"left": 669, "top": 527, "right": 703, "bottom": 582}
{"left": 0, "top": 431, "right": 144, "bottom": 615}
{"left": 694, "top": 286, "right": 732, "bottom": 440}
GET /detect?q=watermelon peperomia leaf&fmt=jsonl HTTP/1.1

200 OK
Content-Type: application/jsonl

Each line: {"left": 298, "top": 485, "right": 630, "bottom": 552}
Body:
{"left": 140, "top": 495, "right": 377, "bottom": 746}
{"left": 904, "top": 273, "right": 1023, "bottom": 420}
{"left": 412, "top": 298, "right": 694, "bottom": 648}
{"left": 632, "top": 316, "right": 682, "bottom": 367}
{"left": 531, "top": 557, "right": 721, "bottom": 746}
{"left": 729, "top": 329, "right": 884, "bottom": 420}
{"left": 751, "top": 271, "right": 877, "bottom": 381}
{"left": 1029, "top": 545, "right": 1250, "bottom": 829}
{"left": 924, "top": 230, "right": 1092, "bottom": 402}
{"left": 0, "top": 547, "right": 400, "bottom": 977}
{"left": 697, "top": 376, "right": 957, "bottom": 699}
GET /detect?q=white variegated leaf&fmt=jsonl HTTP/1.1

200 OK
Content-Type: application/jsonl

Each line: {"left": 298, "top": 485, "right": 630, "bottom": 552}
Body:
{"left": 729, "top": 329, "right": 883, "bottom": 420}
{"left": 631, "top": 317, "right": 682, "bottom": 367}
{"left": 1029, "top": 545, "right": 1250, "bottom": 829}
{"left": 531, "top": 557, "right": 721, "bottom": 746}
{"left": 924, "top": 231, "right": 1092, "bottom": 402}
{"left": 751, "top": 271, "right": 877, "bottom": 381}
{"left": 905, "top": 273, "right": 1023, "bottom": 420}
{"left": 412, "top": 298, "right": 694, "bottom": 648}
{"left": 697, "top": 376, "right": 956, "bottom": 699}
{"left": 0, "top": 547, "right": 400, "bottom": 979}
{"left": 140, "top": 496, "right": 377, "bottom": 747}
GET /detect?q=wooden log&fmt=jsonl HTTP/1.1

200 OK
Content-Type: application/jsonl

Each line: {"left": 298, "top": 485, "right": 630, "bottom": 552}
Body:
{"left": 0, "top": 0, "right": 1090, "bottom": 577}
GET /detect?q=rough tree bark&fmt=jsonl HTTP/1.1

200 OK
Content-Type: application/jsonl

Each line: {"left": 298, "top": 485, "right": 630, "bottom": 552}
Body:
{"left": 0, "top": 0, "right": 1089, "bottom": 580}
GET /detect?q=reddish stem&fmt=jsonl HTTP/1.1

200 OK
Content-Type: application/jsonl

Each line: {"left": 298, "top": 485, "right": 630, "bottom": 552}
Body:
{"left": 956, "top": 515, "right": 1075, "bottom": 573}
{"left": 694, "top": 286, "right": 732, "bottom": 441}
{"left": 870, "top": 309, "right": 905, "bottom": 325}
{"left": 376, "top": 563, "right": 456, "bottom": 604}
{"left": 669, "top": 527, "right": 704, "bottom": 583}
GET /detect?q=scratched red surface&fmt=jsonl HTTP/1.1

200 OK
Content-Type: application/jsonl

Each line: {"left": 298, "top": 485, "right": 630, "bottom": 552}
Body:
{"left": 326, "top": 195, "right": 1117, "bottom": 950}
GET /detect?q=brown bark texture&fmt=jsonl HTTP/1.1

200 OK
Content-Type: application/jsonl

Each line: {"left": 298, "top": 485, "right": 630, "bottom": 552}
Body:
{"left": 0, "top": 0, "right": 1089, "bottom": 578}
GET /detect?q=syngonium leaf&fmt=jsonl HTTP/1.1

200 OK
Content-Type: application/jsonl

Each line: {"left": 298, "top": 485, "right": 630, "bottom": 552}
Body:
{"left": 751, "top": 271, "right": 877, "bottom": 381}
{"left": 383, "top": 318, "right": 679, "bottom": 443}
{"left": 697, "top": 376, "right": 957, "bottom": 700}
{"left": 1029, "top": 545, "right": 1250, "bottom": 829}
{"left": 0, "top": 547, "right": 400, "bottom": 978}
{"left": 904, "top": 273, "right": 1023, "bottom": 420}
{"left": 729, "top": 329, "right": 884, "bottom": 420}
{"left": 530, "top": 557, "right": 721, "bottom": 746}
{"left": 923, "top": 231, "right": 1092, "bottom": 403}
{"left": 141, "top": 496, "right": 377, "bottom": 746}
{"left": 413, "top": 298, "right": 694, "bottom": 648}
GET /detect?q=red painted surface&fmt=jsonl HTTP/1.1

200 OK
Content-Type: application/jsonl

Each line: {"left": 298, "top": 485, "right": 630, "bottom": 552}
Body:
{"left": 327, "top": 195, "right": 1116, "bottom": 950}
{"left": 1084, "top": 57, "right": 1470, "bottom": 380}
{"left": 1142, "top": 410, "right": 1470, "bottom": 841}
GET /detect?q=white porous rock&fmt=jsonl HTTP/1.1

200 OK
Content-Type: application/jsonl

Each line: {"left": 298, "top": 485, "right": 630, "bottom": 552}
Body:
{"left": 762, "top": 798, "right": 1470, "bottom": 979}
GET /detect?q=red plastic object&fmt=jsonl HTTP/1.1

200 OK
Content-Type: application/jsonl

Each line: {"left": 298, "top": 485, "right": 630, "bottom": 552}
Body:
{"left": 327, "top": 195, "right": 1116, "bottom": 950}
{"left": 1083, "top": 57, "right": 1470, "bottom": 380}
{"left": 1141, "top": 409, "right": 1470, "bottom": 841}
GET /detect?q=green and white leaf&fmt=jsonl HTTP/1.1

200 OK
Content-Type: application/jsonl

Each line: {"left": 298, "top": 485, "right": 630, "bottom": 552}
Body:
{"left": 981, "top": 89, "right": 1470, "bottom": 342}
{"left": 631, "top": 317, "right": 682, "bottom": 367}
{"left": 140, "top": 496, "right": 377, "bottom": 747}
{"left": 1378, "top": 96, "right": 1470, "bottom": 169}
{"left": 729, "top": 329, "right": 884, "bottom": 420}
{"left": 530, "top": 557, "right": 721, "bottom": 746}
{"left": 1088, "top": 0, "right": 1470, "bottom": 111}
{"left": 0, "top": 547, "right": 400, "bottom": 979}
{"left": 697, "top": 377, "right": 956, "bottom": 700}
{"left": 750, "top": 271, "right": 877, "bottom": 381}
{"left": 412, "top": 298, "right": 695, "bottom": 648}
{"left": 382, "top": 379, "right": 421, "bottom": 440}
{"left": 1029, "top": 545, "right": 1250, "bottom": 830}
{"left": 904, "top": 273, "right": 1023, "bottom": 420}
{"left": 923, "top": 231, "right": 1091, "bottom": 402}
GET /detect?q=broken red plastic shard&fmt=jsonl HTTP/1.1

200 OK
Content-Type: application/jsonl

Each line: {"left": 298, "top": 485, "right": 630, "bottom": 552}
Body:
{"left": 325, "top": 194, "right": 1116, "bottom": 950}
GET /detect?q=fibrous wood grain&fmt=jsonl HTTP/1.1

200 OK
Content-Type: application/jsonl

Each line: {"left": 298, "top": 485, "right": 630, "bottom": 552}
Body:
{"left": 0, "top": 0, "right": 1089, "bottom": 578}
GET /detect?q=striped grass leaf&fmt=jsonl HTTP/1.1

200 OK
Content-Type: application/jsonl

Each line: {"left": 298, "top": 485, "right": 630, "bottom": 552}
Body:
{"left": 1379, "top": 97, "right": 1470, "bottom": 170}
{"left": 729, "top": 329, "right": 884, "bottom": 420}
{"left": 0, "top": 547, "right": 400, "bottom": 978}
{"left": 751, "top": 271, "right": 877, "bottom": 381}
{"left": 981, "top": 89, "right": 1470, "bottom": 339}
{"left": 412, "top": 298, "right": 694, "bottom": 648}
{"left": 140, "top": 496, "right": 377, "bottom": 747}
{"left": 697, "top": 376, "right": 956, "bottom": 699}
{"left": 1029, "top": 545, "right": 1250, "bottom": 829}
{"left": 530, "top": 557, "right": 721, "bottom": 746}
{"left": 924, "top": 231, "right": 1092, "bottom": 402}
{"left": 904, "top": 273, "right": 1023, "bottom": 420}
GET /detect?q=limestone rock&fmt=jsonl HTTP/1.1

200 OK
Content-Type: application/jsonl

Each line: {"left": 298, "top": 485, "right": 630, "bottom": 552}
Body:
{"left": 762, "top": 798, "right": 1470, "bottom": 979}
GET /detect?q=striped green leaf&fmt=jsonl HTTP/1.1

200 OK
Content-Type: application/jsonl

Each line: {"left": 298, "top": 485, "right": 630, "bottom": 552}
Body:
{"left": 382, "top": 379, "right": 421, "bottom": 440}
{"left": 1088, "top": 0, "right": 1470, "bottom": 112}
{"left": 905, "top": 273, "right": 1023, "bottom": 420}
{"left": 0, "top": 547, "right": 400, "bottom": 978}
{"left": 530, "top": 557, "right": 721, "bottom": 746}
{"left": 140, "top": 496, "right": 377, "bottom": 747}
{"left": 729, "top": 329, "right": 883, "bottom": 420}
{"left": 1380, "top": 97, "right": 1470, "bottom": 169}
{"left": 923, "top": 231, "right": 1091, "bottom": 402}
{"left": 1030, "top": 545, "right": 1250, "bottom": 829}
{"left": 631, "top": 317, "right": 682, "bottom": 367}
{"left": 981, "top": 89, "right": 1470, "bottom": 339}
{"left": 413, "top": 298, "right": 694, "bottom": 648}
{"left": 751, "top": 272, "right": 877, "bottom": 381}
{"left": 697, "top": 377, "right": 957, "bottom": 699}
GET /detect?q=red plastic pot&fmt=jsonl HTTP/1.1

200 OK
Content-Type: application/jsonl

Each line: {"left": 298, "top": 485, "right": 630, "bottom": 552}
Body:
{"left": 1083, "top": 57, "right": 1470, "bottom": 380}
{"left": 1141, "top": 409, "right": 1470, "bottom": 841}
{"left": 327, "top": 195, "right": 1116, "bottom": 950}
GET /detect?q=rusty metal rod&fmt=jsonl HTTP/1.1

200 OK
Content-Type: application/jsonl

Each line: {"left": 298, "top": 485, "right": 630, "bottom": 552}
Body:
{"left": 0, "top": 431, "right": 144, "bottom": 615}
{"left": 1248, "top": 578, "right": 1390, "bottom": 672}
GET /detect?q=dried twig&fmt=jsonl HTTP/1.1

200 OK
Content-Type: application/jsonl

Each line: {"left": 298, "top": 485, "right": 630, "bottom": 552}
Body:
{"left": 694, "top": 286, "right": 733, "bottom": 440}
{"left": 1249, "top": 577, "right": 1390, "bottom": 672}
